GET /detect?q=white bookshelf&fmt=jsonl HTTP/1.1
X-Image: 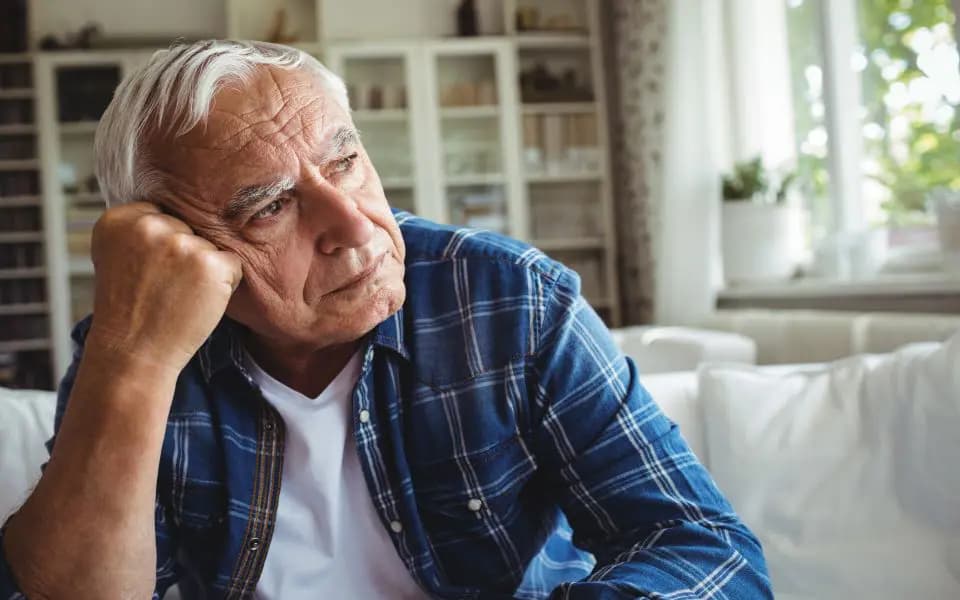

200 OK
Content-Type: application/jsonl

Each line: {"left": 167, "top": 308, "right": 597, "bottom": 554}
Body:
{"left": 0, "top": 51, "right": 53, "bottom": 389}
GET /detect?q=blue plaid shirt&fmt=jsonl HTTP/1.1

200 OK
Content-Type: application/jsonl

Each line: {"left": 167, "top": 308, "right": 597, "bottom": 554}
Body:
{"left": 1, "top": 212, "right": 770, "bottom": 599}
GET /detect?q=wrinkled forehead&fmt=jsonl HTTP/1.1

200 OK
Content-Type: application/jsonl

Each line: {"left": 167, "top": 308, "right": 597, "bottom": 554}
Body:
{"left": 145, "top": 65, "right": 356, "bottom": 218}
{"left": 176, "top": 65, "right": 348, "bottom": 151}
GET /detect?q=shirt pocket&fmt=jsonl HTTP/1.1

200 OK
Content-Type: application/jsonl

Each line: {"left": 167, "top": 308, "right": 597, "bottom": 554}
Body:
{"left": 409, "top": 435, "right": 540, "bottom": 587}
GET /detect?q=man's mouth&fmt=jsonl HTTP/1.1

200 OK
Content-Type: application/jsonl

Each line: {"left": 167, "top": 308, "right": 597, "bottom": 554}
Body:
{"left": 331, "top": 252, "right": 387, "bottom": 294}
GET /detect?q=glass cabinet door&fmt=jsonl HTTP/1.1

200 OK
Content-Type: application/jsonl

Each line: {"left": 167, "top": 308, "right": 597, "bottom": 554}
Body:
{"left": 425, "top": 41, "right": 525, "bottom": 237}
{"left": 328, "top": 46, "right": 419, "bottom": 215}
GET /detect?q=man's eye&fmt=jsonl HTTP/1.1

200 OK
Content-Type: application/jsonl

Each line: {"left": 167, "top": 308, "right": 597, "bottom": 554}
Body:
{"left": 253, "top": 198, "right": 286, "bottom": 220}
{"left": 334, "top": 153, "right": 359, "bottom": 174}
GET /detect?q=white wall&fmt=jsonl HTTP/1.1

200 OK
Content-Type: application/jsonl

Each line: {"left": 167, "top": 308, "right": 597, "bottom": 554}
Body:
{"left": 33, "top": 0, "right": 226, "bottom": 41}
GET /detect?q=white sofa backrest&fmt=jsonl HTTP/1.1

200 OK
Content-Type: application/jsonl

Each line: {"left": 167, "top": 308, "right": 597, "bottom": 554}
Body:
{"left": 701, "top": 309, "right": 960, "bottom": 364}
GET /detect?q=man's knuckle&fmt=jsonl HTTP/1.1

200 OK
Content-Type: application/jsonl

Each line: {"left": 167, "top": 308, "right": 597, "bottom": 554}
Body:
{"left": 134, "top": 215, "right": 168, "bottom": 240}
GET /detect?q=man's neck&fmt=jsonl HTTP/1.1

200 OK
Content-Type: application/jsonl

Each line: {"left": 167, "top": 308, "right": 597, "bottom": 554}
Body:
{"left": 244, "top": 334, "right": 361, "bottom": 398}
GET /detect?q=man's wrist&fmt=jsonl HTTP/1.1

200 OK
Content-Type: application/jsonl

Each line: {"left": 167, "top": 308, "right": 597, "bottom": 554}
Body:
{"left": 82, "top": 329, "right": 188, "bottom": 387}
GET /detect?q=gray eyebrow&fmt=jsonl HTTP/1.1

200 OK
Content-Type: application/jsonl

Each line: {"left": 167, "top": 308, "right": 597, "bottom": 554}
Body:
{"left": 223, "top": 176, "right": 295, "bottom": 222}
{"left": 317, "top": 126, "right": 360, "bottom": 163}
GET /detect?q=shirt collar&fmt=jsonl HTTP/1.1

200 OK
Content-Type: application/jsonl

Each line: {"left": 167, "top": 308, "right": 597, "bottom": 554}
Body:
{"left": 197, "top": 308, "right": 410, "bottom": 383}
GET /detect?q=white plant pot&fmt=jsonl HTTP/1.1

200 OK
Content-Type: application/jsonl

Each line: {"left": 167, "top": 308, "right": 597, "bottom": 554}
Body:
{"left": 722, "top": 203, "right": 802, "bottom": 284}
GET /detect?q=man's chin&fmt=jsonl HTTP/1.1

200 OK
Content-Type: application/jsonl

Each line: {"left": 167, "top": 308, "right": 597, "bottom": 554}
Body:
{"left": 308, "top": 283, "right": 406, "bottom": 345}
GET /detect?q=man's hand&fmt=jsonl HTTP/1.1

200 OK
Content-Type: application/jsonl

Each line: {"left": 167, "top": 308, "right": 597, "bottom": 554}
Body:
{"left": 1, "top": 202, "right": 242, "bottom": 599}
{"left": 87, "top": 201, "right": 242, "bottom": 374}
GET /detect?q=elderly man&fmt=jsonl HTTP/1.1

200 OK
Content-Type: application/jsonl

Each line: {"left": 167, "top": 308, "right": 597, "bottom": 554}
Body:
{"left": 0, "top": 41, "right": 770, "bottom": 599}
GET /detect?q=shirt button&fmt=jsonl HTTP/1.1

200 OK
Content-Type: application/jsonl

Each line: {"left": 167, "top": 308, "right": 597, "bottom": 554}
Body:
{"left": 264, "top": 422, "right": 273, "bottom": 431}
{"left": 359, "top": 410, "right": 371, "bottom": 424}
{"left": 247, "top": 537, "right": 261, "bottom": 551}
{"left": 467, "top": 498, "right": 483, "bottom": 512}
{"left": 389, "top": 520, "right": 403, "bottom": 533}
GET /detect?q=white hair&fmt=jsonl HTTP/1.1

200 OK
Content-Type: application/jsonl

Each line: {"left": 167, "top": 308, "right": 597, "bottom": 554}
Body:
{"left": 94, "top": 39, "right": 350, "bottom": 207}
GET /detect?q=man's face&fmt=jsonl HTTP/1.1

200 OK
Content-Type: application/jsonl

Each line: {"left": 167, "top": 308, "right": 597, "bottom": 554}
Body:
{"left": 149, "top": 66, "right": 406, "bottom": 352}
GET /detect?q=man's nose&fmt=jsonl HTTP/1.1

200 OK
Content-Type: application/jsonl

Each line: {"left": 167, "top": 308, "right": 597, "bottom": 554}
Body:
{"left": 304, "top": 181, "right": 375, "bottom": 255}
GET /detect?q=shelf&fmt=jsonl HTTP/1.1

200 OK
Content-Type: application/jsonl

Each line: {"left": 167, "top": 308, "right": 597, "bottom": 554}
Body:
{"left": 70, "top": 256, "right": 95, "bottom": 276}
{"left": 0, "top": 53, "right": 32, "bottom": 65}
{"left": 59, "top": 121, "right": 99, "bottom": 135}
{"left": 514, "top": 33, "right": 591, "bottom": 49}
{"left": 446, "top": 173, "right": 505, "bottom": 186}
{"left": 440, "top": 105, "right": 500, "bottom": 119}
{"left": 0, "top": 158, "right": 40, "bottom": 171}
{"left": 352, "top": 109, "right": 408, "bottom": 122}
{"left": 0, "top": 267, "right": 45, "bottom": 280}
{"left": 380, "top": 176, "right": 414, "bottom": 189}
{"left": 0, "top": 231, "right": 43, "bottom": 243}
{"left": 66, "top": 191, "right": 103, "bottom": 205}
{"left": 526, "top": 171, "right": 603, "bottom": 183}
{"left": 0, "top": 302, "right": 48, "bottom": 316}
{"left": 0, "top": 88, "right": 34, "bottom": 100}
{"left": 522, "top": 102, "right": 597, "bottom": 115}
{"left": 0, "top": 195, "right": 42, "bottom": 207}
{"left": 0, "top": 339, "right": 50, "bottom": 353}
{"left": 534, "top": 237, "right": 605, "bottom": 252}
{"left": 0, "top": 123, "right": 36, "bottom": 135}
{"left": 0, "top": 54, "right": 31, "bottom": 65}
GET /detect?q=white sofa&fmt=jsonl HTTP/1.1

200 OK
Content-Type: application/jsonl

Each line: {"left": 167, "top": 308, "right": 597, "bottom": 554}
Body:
{"left": 2, "top": 317, "right": 959, "bottom": 599}
{"left": 639, "top": 331, "right": 960, "bottom": 599}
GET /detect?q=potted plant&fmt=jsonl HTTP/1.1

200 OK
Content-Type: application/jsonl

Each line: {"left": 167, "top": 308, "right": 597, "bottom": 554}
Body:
{"left": 720, "top": 157, "right": 803, "bottom": 284}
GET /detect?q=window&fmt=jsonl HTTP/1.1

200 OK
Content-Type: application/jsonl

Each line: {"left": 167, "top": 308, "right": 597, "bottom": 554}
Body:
{"left": 783, "top": 0, "right": 959, "bottom": 275}
{"left": 857, "top": 0, "right": 959, "bottom": 224}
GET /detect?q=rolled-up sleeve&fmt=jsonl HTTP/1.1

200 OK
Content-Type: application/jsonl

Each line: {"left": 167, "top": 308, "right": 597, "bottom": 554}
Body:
{"left": 530, "top": 268, "right": 772, "bottom": 599}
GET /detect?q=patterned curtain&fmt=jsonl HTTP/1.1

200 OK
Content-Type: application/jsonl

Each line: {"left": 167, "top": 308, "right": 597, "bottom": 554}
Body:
{"left": 600, "top": 0, "right": 668, "bottom": 325}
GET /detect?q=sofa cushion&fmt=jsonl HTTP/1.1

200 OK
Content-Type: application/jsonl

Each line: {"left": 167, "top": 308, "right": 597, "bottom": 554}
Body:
{"left": 699, "top": 332, "right": 960, "bottom": 599}
{"left": 0, "top": 387, "right": 56, "bottom": 520}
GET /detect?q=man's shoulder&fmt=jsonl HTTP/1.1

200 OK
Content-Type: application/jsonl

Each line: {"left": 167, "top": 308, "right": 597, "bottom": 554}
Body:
{"left": 394, "top": 212, "right": 581, "bottom": 385}
{"left": 396, "top": 211, "right": 567, "bottom": 284}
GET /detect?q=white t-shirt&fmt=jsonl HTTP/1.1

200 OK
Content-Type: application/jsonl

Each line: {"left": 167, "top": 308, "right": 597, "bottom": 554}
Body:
{"left": 248, "top": 350, "right": 427, "bottom": 600}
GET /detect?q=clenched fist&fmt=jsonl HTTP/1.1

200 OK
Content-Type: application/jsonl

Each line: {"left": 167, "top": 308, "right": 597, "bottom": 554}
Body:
{"left": 86, "top": 202, "right": 242, "bottom": 375}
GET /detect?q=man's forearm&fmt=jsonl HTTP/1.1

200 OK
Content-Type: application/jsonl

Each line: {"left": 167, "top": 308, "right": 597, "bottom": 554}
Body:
{"left": 2, "top": 347, "right": 178, "bottom": 599}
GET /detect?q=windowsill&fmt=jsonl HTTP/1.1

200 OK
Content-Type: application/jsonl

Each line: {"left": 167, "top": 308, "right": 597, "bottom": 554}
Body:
{"left": 719, "top": 272, "right": 960, "bottom": 300}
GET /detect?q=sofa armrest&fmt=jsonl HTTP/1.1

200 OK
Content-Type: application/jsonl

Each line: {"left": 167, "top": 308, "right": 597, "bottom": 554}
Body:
{"left": 613, "top": 326, "right": 757, "bottom": 374}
